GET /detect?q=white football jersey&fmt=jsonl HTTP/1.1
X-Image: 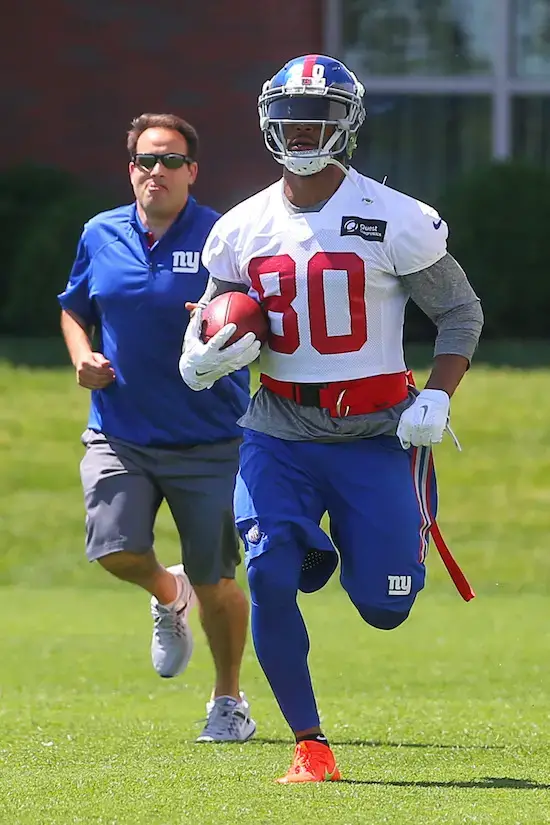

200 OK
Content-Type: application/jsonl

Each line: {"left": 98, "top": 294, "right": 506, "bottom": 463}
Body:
{"left": 202, "top": 168, "right": 448, "bottom": 383}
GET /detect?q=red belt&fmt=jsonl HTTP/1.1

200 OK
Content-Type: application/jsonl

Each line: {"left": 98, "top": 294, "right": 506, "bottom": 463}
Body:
{"left": 261, "top": 369, "right": 476, "bottom": 602}
{"left": 260, "top": 371, "right": 409, "bottom": 417}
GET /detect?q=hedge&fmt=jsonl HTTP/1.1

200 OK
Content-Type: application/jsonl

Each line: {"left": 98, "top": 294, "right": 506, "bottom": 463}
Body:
{"left": 0, "top": 165, "right": 113, "bottom": 335}
{"left": 3, "top": 191, "right": 112, "bottom": 336}
{"left": 436, "top": 160, "right": 550, "bottom": 339}
{"left": 0, "top": 160, "right": 549, "bottom": 339}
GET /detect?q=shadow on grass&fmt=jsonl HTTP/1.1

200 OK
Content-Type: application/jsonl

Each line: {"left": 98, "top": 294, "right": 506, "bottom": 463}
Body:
{"left": 339, "top": 777, "right": 550, "bottom": 790}
{"left": 250, "top": 737, "right": 505, "bottom": 750}
{"left": 1, "top": 337, "right": 550, "bottom": 370}
{"left": 0, "top": 337, "right": 69, "bottom": 368}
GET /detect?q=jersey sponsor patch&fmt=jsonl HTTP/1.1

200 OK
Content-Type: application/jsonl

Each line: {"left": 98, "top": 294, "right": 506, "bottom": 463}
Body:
{"left": 340, "top": 216, "right": 387, "bottom": 242}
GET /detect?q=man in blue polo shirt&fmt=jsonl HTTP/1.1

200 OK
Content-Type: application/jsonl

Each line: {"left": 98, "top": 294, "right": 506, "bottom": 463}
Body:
{"left": 58, "top": 113, "right": 259, "bottom": 742}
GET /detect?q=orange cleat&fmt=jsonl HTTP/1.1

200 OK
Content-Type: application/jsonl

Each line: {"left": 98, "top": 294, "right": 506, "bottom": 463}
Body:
{"left": 276, "top": 740, "right": 341, "bottom": 784}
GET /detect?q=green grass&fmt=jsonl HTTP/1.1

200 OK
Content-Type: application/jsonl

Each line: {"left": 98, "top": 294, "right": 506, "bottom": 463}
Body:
{"left": 1, "top": 589, "right": 549, "bottom": 824}
{"left": 0, "top": 348, "right": 549, "bottom": 823}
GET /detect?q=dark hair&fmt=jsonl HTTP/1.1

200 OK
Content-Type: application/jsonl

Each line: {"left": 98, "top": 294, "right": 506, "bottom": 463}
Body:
{"left": 127, "top": 113, "right": 199, "bottom": 160}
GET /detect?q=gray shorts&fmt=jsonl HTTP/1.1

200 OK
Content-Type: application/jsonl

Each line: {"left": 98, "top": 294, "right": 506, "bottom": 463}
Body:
{"left": 79, "top": 430, "right": 241, "bottom": 585}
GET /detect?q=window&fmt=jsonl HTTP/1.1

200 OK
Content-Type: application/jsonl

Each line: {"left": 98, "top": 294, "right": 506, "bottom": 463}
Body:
{"left": 512, "top": 0, "right": 550, "bottom": 77}
{"left": 332, "top": 0, "right": 550, "bottom": 195}
{"left": 343, "top": 0, "right": 495, "bottom": 76}
{"left": 512, "top": 95, "right": 550, "bottom": 166}
{"left": 354, "top": 95, "right": 491, "bottom": 203}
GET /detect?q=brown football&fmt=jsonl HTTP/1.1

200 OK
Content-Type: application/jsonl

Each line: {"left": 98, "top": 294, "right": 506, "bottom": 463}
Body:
{"left": 200, "top": 292, "right": 269, "bottom": 349}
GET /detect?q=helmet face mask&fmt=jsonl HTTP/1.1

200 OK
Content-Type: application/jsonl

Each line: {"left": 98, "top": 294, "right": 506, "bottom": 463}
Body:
{"left": 258, "top": 55, "right": 366, "bottom": 176}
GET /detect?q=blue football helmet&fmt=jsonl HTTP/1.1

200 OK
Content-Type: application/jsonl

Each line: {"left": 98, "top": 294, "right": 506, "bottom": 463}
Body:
{"left": 258, "top": 54, "right": 366, "bottom": 176}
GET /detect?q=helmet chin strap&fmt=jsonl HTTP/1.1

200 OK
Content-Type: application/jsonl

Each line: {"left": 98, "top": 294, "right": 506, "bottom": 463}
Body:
{"left": 283, "top": 154, "right": 349, "bottom": 178}
{"left": 281, "top": 125, "right": 347, "bottom": 176}
{"left": 327, "top": 157, "right": 350, "bottom": 175}
{"left": 327, "top": 157, "right": 378, "bottom": 202}
{"left": 283, "top": 155, "right": 330, "bottom": 176}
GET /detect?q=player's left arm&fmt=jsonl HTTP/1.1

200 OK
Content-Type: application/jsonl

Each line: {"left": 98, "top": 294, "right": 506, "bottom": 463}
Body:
{"left": 403, "top": 252, "right": 484, "bottom": 396}
{"left": 392, "top": 202, "right": 483, "bottom": 448}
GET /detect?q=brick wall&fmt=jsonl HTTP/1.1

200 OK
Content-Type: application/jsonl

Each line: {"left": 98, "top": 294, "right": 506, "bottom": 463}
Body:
{"left": 2, "top": 0, "right": 322, "bottom": 211}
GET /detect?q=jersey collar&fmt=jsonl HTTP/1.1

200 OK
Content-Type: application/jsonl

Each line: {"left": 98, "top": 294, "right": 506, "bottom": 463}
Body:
{"left": 130, "top": 196, "right": 197, "bottom": 243}
{"left": 275, "top": 171, "right": 364, "bottom": 241}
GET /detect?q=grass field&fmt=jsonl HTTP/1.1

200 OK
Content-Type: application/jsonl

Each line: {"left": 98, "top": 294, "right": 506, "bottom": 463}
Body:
{"left": 0, "top": 343, "right": 549, "bottom": 824}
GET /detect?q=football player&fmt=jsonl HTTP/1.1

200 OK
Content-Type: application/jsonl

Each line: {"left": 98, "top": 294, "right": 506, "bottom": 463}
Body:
{"left": 179, "top": 55, "right": 483, "bottom": 782}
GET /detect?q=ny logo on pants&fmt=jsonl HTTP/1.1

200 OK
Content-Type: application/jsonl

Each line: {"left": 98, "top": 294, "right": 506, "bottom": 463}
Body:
{"left": 387, "top": 575, "right": 412, "bottom": 596}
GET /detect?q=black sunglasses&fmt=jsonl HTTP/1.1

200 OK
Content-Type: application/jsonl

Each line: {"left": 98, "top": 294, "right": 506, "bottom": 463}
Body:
{"left": 133, "top": 152, "right": 193, "bottom": 170}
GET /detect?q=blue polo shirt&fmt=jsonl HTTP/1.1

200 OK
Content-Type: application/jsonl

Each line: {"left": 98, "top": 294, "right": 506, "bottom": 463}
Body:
{"left": 58, "top": 198, "right": 249, "bottom": 446}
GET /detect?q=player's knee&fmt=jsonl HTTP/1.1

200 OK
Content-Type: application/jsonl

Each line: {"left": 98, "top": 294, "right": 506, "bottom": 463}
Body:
{"left": 247, "top": 550, "right": 297, "bottom": 607}
{"left": 354, "top": 603, "right": 410, "bottom": 630}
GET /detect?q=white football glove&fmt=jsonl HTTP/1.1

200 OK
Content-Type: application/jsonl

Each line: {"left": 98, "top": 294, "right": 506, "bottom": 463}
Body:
{"left": 179, "top": 306, "right": 261, "bottom": 391}
{"left": 396, "top": 389, "right": 451, "bottom": 449}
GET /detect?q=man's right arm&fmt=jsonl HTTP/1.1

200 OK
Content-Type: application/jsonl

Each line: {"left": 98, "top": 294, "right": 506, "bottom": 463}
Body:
{"left": 60, "top": 309, "right": 93, "bottom": 367}
{"left": 58, "top": 231, "right": 115, "bottom": 390}
{"left": 61, "top": 309, "right": 115, "bottom": 389}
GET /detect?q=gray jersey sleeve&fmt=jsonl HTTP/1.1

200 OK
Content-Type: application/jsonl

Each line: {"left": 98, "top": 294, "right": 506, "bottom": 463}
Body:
{"left": 402, "top": 253, "right": 483, "bottom": 361}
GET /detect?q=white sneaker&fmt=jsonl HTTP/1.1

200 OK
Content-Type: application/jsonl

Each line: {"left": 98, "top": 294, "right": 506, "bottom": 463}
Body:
{"left": 196, "top": 691, "right": 256, "bottom": 743}
{"left": 150, "top": 564, "right": 196, "bottom": 678}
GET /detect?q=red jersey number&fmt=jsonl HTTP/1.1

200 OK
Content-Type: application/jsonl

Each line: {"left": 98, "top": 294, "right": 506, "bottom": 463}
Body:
{"left": 248, "top": 251, "right": 367, "bottom": 355}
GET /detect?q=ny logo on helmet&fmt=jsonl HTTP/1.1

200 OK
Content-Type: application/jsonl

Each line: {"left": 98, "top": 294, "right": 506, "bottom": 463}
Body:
{"left": 287, "top": 62, "right": 326, "bottom": 88}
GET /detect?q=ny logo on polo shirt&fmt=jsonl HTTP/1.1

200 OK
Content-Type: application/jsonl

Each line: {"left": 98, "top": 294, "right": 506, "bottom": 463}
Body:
{"left": 172, "top": 251, "right": 200, "bottom": 273}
